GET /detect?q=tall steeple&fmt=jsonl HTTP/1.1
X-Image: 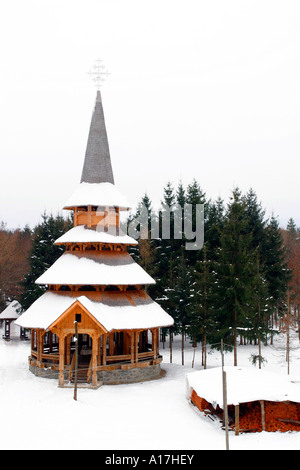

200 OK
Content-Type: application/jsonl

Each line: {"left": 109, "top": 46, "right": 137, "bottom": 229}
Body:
{"left": 80, "top": 90, "right": 115, "bottom": 185}
{"left": 15, "top": 63, "right": 174, "bottom": 388}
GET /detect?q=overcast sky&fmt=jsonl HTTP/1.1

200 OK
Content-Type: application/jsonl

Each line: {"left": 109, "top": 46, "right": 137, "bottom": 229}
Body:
{"left": 0, "top": 0, "right": 300, "bottom": 230}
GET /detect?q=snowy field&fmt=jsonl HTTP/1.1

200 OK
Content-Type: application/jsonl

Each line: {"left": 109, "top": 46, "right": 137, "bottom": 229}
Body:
{"left": 1, "top": 321, "right": 300, "bottom": 451}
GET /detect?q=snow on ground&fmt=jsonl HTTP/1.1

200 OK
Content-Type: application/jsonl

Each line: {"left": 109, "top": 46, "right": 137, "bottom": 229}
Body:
{"left": 1, "top": 320, "right": 300, "bottom": 450}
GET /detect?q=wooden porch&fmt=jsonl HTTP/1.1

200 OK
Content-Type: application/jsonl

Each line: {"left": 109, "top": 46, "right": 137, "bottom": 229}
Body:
{"left": 29, "top": 328, "right": 161, "bottom": 387}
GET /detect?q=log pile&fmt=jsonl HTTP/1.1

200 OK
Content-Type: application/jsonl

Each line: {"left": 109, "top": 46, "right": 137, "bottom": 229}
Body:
{"left": 190, "top": 389, "right": 300, "bottom": 433}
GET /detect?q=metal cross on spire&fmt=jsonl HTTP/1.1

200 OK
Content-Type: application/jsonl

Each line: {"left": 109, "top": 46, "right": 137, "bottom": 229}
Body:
{"left": 87, "top": 59, "right": 110, "bottom": 89}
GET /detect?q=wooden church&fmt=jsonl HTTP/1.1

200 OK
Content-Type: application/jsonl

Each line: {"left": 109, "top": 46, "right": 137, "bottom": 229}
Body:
{"left": 16, "top": 89, "right": 174, "bottom": 388}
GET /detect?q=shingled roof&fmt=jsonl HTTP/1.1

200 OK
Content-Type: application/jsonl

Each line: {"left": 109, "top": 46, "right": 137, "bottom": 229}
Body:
{"left": 80, "top": 90, "right": 115, "bottom": 185}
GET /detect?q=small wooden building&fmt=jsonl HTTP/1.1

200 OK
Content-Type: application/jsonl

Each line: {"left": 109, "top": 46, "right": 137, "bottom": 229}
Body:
{"left": 187, "top": 367, "right": 300, "bottom": 433}
{"left": 0, "top": 301, "right": 27, "bottom": 341}
{"left": 16, "top": 90, "right": 174, "bottom": 387}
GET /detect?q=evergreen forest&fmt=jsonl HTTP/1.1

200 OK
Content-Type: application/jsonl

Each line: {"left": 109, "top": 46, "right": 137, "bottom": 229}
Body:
{"left": 1, "top": 182, "right": 299, "bottom": 368}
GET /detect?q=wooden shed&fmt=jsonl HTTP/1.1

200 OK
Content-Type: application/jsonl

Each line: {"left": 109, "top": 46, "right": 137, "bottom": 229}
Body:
{"left": 186, "top": 367, "right": 300, "bottom": 433}
{"left": 0, "top": 301, "right": 27, "bottom": 340}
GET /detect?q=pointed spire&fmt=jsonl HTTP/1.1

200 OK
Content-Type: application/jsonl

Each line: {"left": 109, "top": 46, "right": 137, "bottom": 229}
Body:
{"left": 80, "top": 90, "right": 115, "bottom": 185}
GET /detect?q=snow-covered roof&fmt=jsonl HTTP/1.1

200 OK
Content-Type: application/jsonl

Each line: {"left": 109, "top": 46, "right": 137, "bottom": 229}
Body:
{"left": 35, "top": 251, "right": 155, "bottom": 286}
{"left": 186, "top": 367, "right": 300, "bottom": 408}
{"left": 55, "top": 225, "right": 137, "bottom": 245}
{"left": 14, "top": 291, "right": 174, "bottom": 331}
{"left": 63, "top": 182, "right": 131, "bottom": 210}
{"left": 0, "top": 300, "right": 21, "bottom": 320}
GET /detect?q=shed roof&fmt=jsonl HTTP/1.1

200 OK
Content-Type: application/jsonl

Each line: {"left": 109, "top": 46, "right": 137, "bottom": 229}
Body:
{"left": 35, "top": 251, "right": 155, "bottom": 286}
{"left": 0, "top": 300, "right": 21, "bottom": 320}
{"left": 186, "top": 367, "right": 300, "bottom": 408}
{"left": 14, "top": 291, "right": 174, "bottom": 331}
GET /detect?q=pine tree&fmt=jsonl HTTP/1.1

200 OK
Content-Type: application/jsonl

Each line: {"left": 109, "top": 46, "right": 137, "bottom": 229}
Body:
{"left": 167, "top": 246, "right": 194, "bottom": 365}
{"left": 248, "top": 250, "right": 273, "bottom": 367}
{"left": 128, "top": 193, "right": 158, "bottom": 296}
{"left": 205, "top": 197, "right": 224, "bottom": 260}
{"left": 263, "top": 216, "right": 290, "bottom": 321}
{"left": 185, "top": 179, "right": 206, "bottom": 262}
{"left": 189, "top": 244, "right": 218, "bottom": 368}
{"left": 213, "top": 188, "right": 256, "bottom": 365}
{"left": 242, "top": 188, "right": 267, "bottom": 253}
{"left": 20, "top": 212, "right": 72, "bottom": 310}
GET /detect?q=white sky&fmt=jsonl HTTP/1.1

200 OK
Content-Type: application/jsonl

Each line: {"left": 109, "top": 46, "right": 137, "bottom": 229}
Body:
{"left": 0, "top": 0, "right": 299, "bottom": 229}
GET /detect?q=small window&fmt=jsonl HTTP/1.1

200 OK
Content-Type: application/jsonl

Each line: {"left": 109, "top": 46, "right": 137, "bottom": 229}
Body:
{"left": 75, "top": 314, "right": 81, "bottom": 323}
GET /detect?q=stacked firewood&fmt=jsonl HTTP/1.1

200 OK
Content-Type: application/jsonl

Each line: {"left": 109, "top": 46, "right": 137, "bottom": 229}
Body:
{"left": 191, "top": 388, "right": 300, "bottom": 433}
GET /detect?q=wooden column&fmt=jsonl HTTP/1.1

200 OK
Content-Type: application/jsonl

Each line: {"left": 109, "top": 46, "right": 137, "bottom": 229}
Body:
{"left": 235, "top": 405, "right": 239, "bottom": 436}
{"left": 87, "top": 205, "right": 92, "bottom": 228}
{"left": 98, "top": 335, "right": 102, "bottom": 366}
{"left": 154, "top": 329, "right": 158, "bottom": 360}
{"left": 109, "top": 333, "right": 114, "bottom": 356}
{"left": 74, "top": 207, "right": 78, "bottom": 226}
{"left": 116, "top": 207, "right": 120, "bottom": 235}
{"left": 31, "top": 329, "right": 35, "bottom": 352}
{"left": 92, "top": 335, "right": 98, "bottom": 387}
{"left": 131, "top": 331, "right": 135, "bottom": 364}
{"left": 58, "top": 333, "right": 65, "bottom": 387}
{"left": 67, "top": 335, "right": 73, "bottom": 365}
{"left": 49, "top": 331, "right": 53, "bottom": 353}
{"left": 151, "top": 329, "right": 158, "bottom": 360}
{"left": 135, "top": 331, "right": 140, "bottom": 363}
{"left": 102, "top": 334, "right": 107, "bottom": 365}
{"left": 37, "top": 330, "right": 44, "bottom": 363}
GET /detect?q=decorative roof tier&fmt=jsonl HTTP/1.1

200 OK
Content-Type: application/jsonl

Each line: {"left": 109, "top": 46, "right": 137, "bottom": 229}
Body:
{"left": 35, "top": 251, "right": 155, "bottom": 286}
{"left": 55, "top": 225, "right": 137, "bottom": 246}
{"left": 15, "top": 291, "right": 173, "bottom": 331}
{"left": 63, "top": 182, "right": 131, "bottom": 211}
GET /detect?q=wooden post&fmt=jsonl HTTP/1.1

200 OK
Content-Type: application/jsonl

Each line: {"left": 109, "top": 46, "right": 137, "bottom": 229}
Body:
{"left": 260, "top": 400, "right": 265, "bottom": 431}
{"left": 37, "top": 331, "right": 45, "bottom": 363}
{"left": 223, "top": 370, "right": 229, "bottom": 450}
{"left": 169, "top": 330, "right": 173, "bottom": 364}
{"left": 135, "top": 331, "right": 139, "bottom": 363}
{"left": 102, "top": 334, "right": 107, "bottom": 365}
{"left": 49, "top": 331, "right": 53, "bottom": 353}
{"left": 74, "top": 207, "right": 78, "bottom": 226}
{"left": 87, "top": 205, "right": 92, "bottom": 228}
{"left": 98, "top": 335, "right": 102, "bottom": 366}
{"left": 31, "top": 329, "right": 35, "bottom": 352}
{"left": 92, "top": 335, "right": 98, "bottom": 387}
{"left": 153, "top": 329, "right": 158, "bottom": 360}
{"left": 66, "top": 335, "right": 71, "bottom": 365}
{"left": 131, "top": 331, "right": 135, "bottom": 364}
{"left": 58, "top": 332, "right": 65, "bottom": 387}
{"left": 73, "top": 322, "right": 78, "bottom": 400}
{"left": 221, "top": 340, "right": 229, "bottom": 450}
{"left": 235, "top": 405, "right": 239, "bottom": 436}
{"left": 109, "top": 333, "right": 114, "bottom": 356}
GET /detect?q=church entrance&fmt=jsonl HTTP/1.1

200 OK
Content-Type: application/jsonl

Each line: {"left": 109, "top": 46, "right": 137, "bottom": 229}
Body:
{"left": 69, "top": 333, "right": 93, "bottom": 384}
{"left": 75, "top": 333, "right": 93, "bottom": 374}
{"left": 78, "top": 334, "right": 92, "bottom": 361}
